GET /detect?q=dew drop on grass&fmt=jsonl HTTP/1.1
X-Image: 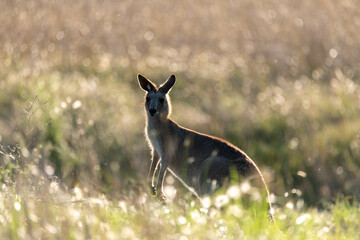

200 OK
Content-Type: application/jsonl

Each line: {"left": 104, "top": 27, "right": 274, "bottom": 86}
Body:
{"left": 240, "top": 181, "right": 251, "bottom": 193}
{"left": 229, "top": 205, "right": 243, "bottom": 218}
{"left": 118, "top": 201, "right": 128, "bottom": 213}
{"left": 317, "top": 226, "right": 330, "bottom": 237}
{"left": 14, "top": 201, "right": 21, "bottom": 211}
{"left": 144, "top": 31, "right": 154, "bottom": 41}
{"left": 29, "top": 213, "right": 39, "bottom": 223}
{"left": 269, "top": 193, "right": 277, "bottom": 203}
{"left": 285, "top": 202, "right": 294, "bottom": 210}
{"left": 45, "top": 223, "right": 58, "bottom": 234}
{"left": 165, "top": 175, "right": 175, "bottom": 184}
{"left": 219, "top": 225, "right": 227, "bottom": 233}
{"left": 201, "top": 197, "right": 211, "bottom": 209}
{"left": 177, "top": 216, "right": 187, "bottom": 225}
{"left": 292, "top": 188, "right": 303, "bottom": 196}
{"left": 297, "top": 171, "right": 307, "bottom": 178}
{"left": 72, "top": 100, "right": 82, "bottom": 109}
{"left": 21, "top": 148, "right": 29, "bottom": 158}
{"left": 60, "top": 101, "right": 67, "bottom": 109}
{"left": 44, "top": 165, "right": 55, "bottom": 176}
{"left": 336, "top": 167, "right": 344, "bottom": 175}
{"left": 73, "top": 187, "right": 83, "bottom": 200}
{"left": 164, "top": 185, "right": 177, "bottom": 200}
{"left": 30, "top": 165, "right": 39, "bottom": 176}
{"left": 329, "top": 48, "right": 338, "bottom": 59}
{"left": 289, "top": 137, "right": 299, "bottom": 150}
{"left": 296, "top": 213, "right": 311, "bottom": 225}
{"left": 215, "top": 195, "right": 229, "bottom": 208}
{"left": 187, "top": 157, "right": 195, "bottom": 164}
{"left": 190, "top": 210, "right": 201, "bottom": 223}
{"left": 226, "top": 185, "right": 241, "bottom": 199}
{"left": 296, "top": 199, "right": 305, "bottom": 209}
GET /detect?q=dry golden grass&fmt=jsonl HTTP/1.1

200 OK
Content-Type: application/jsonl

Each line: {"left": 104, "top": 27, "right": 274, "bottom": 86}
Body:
{"left": 1, "top": 1, "right": 360, "bottom": 238}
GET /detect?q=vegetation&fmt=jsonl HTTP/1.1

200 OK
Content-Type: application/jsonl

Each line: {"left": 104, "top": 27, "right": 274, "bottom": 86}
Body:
{"left": 1, "top": 0, "right": 359, "bottom": 239}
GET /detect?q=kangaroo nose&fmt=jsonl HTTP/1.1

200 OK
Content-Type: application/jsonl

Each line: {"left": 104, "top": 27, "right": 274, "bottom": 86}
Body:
{"left": 149, "top": 108, "right": 157, "bottom": 116}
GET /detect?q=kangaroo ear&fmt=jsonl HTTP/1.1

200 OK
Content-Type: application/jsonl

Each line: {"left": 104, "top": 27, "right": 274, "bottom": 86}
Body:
{"left": 138, "top": 74, "right": 157, "bottom": 92}
{"left": 159, "top": 75, "right": 176, "bottom": 94}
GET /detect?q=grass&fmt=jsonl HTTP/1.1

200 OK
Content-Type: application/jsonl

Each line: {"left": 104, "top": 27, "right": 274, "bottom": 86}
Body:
{"left": 1, "top": 176, "right": 360, "bottom": 239}
{"left": 1, "top": 0, "right": 360, "bottom": 239}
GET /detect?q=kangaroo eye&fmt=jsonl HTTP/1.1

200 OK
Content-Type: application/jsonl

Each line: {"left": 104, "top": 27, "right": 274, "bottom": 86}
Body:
{"left": 159, "top": 98, "right": 165, "bottom": 104}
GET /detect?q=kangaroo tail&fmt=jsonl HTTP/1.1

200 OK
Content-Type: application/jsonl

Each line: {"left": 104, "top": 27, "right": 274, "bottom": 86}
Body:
{"left": 244, "top": 153, "right": 275, "bottom": 221}
{"left": 245, "top": 154, "right": 286, "bottom": 237}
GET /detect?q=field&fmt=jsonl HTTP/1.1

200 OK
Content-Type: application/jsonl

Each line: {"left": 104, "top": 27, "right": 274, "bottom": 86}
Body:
{"left": 1, "top": 0, "right": 360, "bottom": 239}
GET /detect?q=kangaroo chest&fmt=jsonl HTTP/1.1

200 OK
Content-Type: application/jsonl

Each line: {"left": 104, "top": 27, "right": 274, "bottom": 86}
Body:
{"left": 146, "top": 124, "right": 177, "bottom": 160}
{"left": 148, "top": 133, "right": 163, "bottom": 157}
{"left": 146, "top": 126, "right": 166, "bottom": 158}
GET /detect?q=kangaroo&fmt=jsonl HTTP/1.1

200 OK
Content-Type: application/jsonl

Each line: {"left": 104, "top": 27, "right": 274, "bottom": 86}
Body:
{"left": 137, "top": 74, "right": 272, "bottom": 212}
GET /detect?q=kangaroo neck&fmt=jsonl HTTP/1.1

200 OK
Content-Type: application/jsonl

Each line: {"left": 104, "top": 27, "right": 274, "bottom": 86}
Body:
{"left": 147, "top": 115, "right": 171, "bottom": 129}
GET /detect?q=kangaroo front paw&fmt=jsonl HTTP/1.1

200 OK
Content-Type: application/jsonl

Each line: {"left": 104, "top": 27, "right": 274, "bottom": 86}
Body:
{"left": 150, "top": 186, "right": 157, "bottom": 196}
{"left": 158, "top": 192, "right": 167, "bottom": 202}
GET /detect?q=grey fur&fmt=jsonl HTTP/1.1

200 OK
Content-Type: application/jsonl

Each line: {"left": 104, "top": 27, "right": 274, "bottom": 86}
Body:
{"left": 137, "top": 74, "right": 270, "bottom": 204}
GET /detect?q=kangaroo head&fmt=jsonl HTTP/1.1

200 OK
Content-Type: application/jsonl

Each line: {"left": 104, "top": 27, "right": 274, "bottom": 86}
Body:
{"left": 138, "top": 74, "right": 176, "bottom": 119}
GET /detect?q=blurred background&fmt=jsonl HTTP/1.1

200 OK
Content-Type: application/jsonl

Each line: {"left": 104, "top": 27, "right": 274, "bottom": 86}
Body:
{"left": 0, "top": 0, "right": 359, "bottom": 206}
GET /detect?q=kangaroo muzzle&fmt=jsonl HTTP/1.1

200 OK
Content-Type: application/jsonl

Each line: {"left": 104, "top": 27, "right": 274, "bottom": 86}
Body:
{"left": 149, "top": 108, "right": 157, "bottom": 117}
